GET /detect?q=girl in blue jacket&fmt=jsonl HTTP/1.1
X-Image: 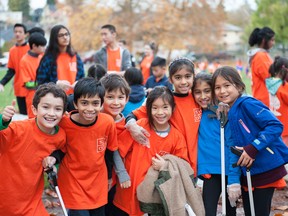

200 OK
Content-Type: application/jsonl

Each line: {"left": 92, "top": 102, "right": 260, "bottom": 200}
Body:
{"left": 194, "top": 72, "right": 241, "bottom": 216}
{"left": 212, "top": 66, "right": 288, "bottom": 216}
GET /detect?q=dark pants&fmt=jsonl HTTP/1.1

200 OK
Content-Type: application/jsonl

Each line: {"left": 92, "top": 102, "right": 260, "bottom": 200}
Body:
{"left": 105, "top": 185, "right": 116, "bottom": 216}
{"left": 16, "top": 96, "right": 27, "bottom": 115}
{"left": 111, "top": 205, "right": 129, "bottom": 216}
{"left": 242, "top": 186, "right": 274, "bottom": 216}
{"left": 202, "top": 174, "right": 237, "bottom": 216}
{"left": 68, "top": 206, "right": 105, "bottom": 216}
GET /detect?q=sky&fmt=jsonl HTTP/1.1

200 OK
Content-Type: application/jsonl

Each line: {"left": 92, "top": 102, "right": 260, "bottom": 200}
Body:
{"left": 0, "top": 0, "right": 257, "bottom": 11}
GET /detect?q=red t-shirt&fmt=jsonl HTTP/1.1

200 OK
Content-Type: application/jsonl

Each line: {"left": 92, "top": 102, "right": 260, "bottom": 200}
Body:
{"left": 107, "top": 47, "right": 121, "bottom": 72}
{"left": 114, "top": 118, "right": 188, "bottom": 216}
{"left": 58, "top": 113, "right": 118, "bottom": 209}
{"left": 7, "top": 43, "right": 30, "bottom": 96}
{"left": 131, "top": 92, "right": 201, "bottom": 174}
{"left": 0, "top": 118, "right": 66, "bottom": 216}
{"left": 251, "top": 51, "right": 272, "bottom": 107}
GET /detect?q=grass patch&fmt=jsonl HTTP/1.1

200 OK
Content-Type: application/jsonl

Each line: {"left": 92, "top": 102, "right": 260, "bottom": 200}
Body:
{"left": 0, "top": 67, "right": 16, "bottom": 111}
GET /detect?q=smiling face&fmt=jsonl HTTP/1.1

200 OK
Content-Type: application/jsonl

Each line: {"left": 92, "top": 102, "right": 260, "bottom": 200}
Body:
{"left": 32, "top": 93, "right": 64, "bottom": 134}
{"left": 102, "top": 89, "right": 128, "bottom": 120}
{"left": 169, "top": 68, "right": 194, "bottom": 94}
{"left": 74, "top": 95, "right": 102, "bottom": 125}
{"left": 214, "top": 75, "right": 241, "bottom": 106}
{"left": 151, "top": 98, "right": 172, "bottom": 131}
{"left": 193, "top": 79, "right": 212, "bottom": 109}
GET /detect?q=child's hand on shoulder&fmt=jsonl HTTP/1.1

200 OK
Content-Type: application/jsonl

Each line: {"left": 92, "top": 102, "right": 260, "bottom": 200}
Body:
{"left": 120, "top": 180, "right": 131, "bottom": 189}
{"left": 2, "top": 100, "right": 16, "bottom": 122}
{"left": 152, "top": 153, "right": 166, "bottom": 171}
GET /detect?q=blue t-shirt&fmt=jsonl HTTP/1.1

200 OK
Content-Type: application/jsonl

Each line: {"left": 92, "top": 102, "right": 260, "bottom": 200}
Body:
{"left": 145, "top": 75, "right": 173, "bottom": 91}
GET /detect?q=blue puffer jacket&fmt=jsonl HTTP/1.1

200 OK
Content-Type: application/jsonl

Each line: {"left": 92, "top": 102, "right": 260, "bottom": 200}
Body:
{"left": 228, "top": 96, "right": 288, "bottom": 176}
{"left": 197, "top": 109, "right": 241, "bottom": 185}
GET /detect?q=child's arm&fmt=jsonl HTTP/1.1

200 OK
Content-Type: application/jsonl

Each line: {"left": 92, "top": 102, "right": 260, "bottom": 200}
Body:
{"left": 125, "top": 115, "right": 150, "bottom": 147}
{"left": 113, "top": 150, "right": 131, "bottom": 188}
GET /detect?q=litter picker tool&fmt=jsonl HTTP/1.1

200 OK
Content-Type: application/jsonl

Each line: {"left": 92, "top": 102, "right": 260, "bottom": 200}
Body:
{"left": 46, "top": 168, "right": 68, "bottom": 216}
{"left": 220, "top": 111, "right": 227, "bottom": 216}
{"left": 231, "top": 146, "right": 255, "bottom": 216}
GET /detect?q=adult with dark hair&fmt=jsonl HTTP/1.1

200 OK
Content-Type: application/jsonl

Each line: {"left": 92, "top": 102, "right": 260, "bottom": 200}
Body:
{"left": 140, "top": 42, "right": 156, "bottom": 84}
{"left": 0, "top": 23, "right": 30, "bottom": 115}
{"left": 122, "top": 67, "right": 146, "bottom": 117}
{"left": 36, "top": 24, "right": 84, "bottom": 95}
{"left": 247, "top": 27, "right": 275, "bottom": 107}
{"left": 94, "top": 24, "right": 131, "bottom": 75}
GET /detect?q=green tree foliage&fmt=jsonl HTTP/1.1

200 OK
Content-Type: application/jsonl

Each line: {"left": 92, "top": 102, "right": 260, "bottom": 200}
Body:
{"left": 249, "top": 0, "right": 288, "bottom": 54}
{"left": 8, "top": 0, "right": 30, "bottom": 21}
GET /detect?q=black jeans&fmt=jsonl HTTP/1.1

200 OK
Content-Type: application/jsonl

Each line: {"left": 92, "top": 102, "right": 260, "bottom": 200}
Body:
{"left": 202, "top": 174, "right": 237, "bottom": 216}
{"left": 242, "top": 186, "right": 274, "bottom": 216}
{"left": 68, "top": 206, "right": 105, "bottom": 216}
{"left": 16, "top": 96, "right": 27, "bottom": 115}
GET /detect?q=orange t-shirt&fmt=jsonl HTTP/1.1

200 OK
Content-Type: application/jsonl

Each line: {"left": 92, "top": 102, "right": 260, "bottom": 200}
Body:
{"left": 274, "top": 84, "right": 288, "bottom": 137}
{"left": 107, "top": 47, "right": 121, "bottom": 72}
{"left": 20, "top": 52, "right": 43, "bottom": 118}
{"left": 7, "top": 43, "right": 30, "bottom": 96}
{"left": 140, "top": 55, "right": 154, "bottom": 84}
{"left": 132, "top": 92, "right": 201, "bottom": 175}
{"left": 0, "top": 118, "right": 66, "bottom": 216}
{"left": 251, "top": 51, "right": 272, "bottom": 107}
{"left": 114, "top": 118, "right": 188, "bottom": 216}
{"left": 58, "top": 113, "right": 118, "bottom": 209}
{"left": 57, "top": 53, "right": 77, "bottom": 95}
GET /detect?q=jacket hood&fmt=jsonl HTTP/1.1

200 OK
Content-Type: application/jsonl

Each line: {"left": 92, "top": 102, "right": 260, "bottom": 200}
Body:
{"left": 246, "top": 48, "right": 267, "bottom": 57}
{"left": 265, "top": 78, "right": 282, "bottom": 95}
{"left": 129, "top": 84, "right": 146, "bottom": 102}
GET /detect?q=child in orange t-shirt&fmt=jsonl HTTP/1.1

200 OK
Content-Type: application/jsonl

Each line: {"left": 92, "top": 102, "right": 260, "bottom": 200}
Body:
{"left": 266, "top": 56, "right": 288, "bottom": 145}
{"left": 113, "top": 86, "right": 189, "bottom": 216}
{"left": 0, "top": 83, "right": 67, "bottom": 216}
{"left": 20, "top": 32, "right": 47, "bottom": 118}
{"left": 126, "top": 57, "right": 201, "bottom": 175}
{"left": 0, "top": 23, "right": 30, "bottom": 114}
{"left": 100, "top": 73, "right": 132, "bottom": 215}
{"left": 43, "top": 77, "right": 118, "bottom": 216}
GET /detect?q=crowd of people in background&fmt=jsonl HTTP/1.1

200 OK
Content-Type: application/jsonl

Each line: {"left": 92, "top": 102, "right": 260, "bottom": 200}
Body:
{"left": 0, "top": 22, "right": 288, "bottom": 216}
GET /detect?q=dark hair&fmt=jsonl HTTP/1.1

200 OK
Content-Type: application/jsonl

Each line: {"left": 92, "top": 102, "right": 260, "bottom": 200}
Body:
{"left": 28, "top": 32, "right": 47, "bottom": 49}
{"left": 151, "top": 56, "right": 166, "bottom": 67}
{"left": 33, "top": 83, "right": 67, "bottom": 113}
{"left": 100, "top": 73, "right": 130, "bottom": 97}
{"left": 101, "top": 24, "right": 116, "bottom": 33}
{"left": 211, "top": 66, "right": 246, "bottom": 100}
{"left": 87, "top": 64, "right": 107, "bottom": 81}
{"left": 27, "top": 27, "right": 45, "bottom": 36}
{"left": 248, "top": 27, "right": 275, "bottom": 48}
{"left": 269, "top": 56, "right": 288, "bottom": 84}
{"left": 147, "top": 42, "right": 156, "bottom": 52}
{"left": 192, "top": 72, "right": 212, "bottom": 92}
{"left": 74, "top": 77, "right": 105, "bottom": 105}
{"left": 45, "top": 25, "right": 75, "bottom": 58}
{"left": 146, "top": 86, "right": 175, "bottom": 129}
{"left": 124, "top": 67, "right": 143, "bottom": 85}
{"left": 14, "top": 23, "right": 27, "bottom": 33}
{"left": 119, "top": 39, "right": 126, "bottom": 45}
{"left": 168, "top": 57, "right": 195, "bottom": 77}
